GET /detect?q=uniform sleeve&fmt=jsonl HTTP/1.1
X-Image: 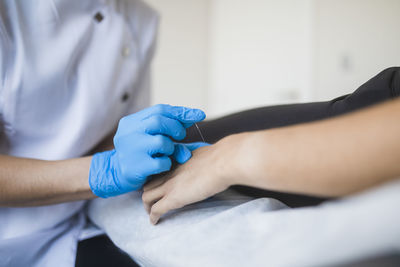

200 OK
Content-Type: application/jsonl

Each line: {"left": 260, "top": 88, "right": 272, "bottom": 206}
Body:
{"left": 0, "top": 6, "right": 12, "bottom": 131}
{"left": 123, "top": 0, "right": 160, "bottom": 116}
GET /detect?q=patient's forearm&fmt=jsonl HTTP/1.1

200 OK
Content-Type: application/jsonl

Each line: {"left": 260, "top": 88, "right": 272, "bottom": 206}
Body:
{"left": 234, "top": 98, "right": 400, "bottom": 197}
{"left": 139, "top": 98, "right": 400, "bottom": 224}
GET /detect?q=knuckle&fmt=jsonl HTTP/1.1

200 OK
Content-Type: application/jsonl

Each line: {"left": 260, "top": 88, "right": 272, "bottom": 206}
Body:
{"left": 153, "top": 116, "right": 163, "bottom": 127}
{"left": 141, "top": 192, "right": 149, "bottom": 203}
{"left": 114, "top": 135, "right": 132, "bottom": 149}
{"left": 144, "top": 116, "right": 162, "bottom": 133}
{"left": 154, "top": 135, "right": 166, "bottom": 147}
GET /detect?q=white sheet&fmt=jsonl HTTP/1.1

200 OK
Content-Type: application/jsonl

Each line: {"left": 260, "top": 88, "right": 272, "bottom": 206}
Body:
{"left": 88, "top": 180, "right": 400, "bottom": 267}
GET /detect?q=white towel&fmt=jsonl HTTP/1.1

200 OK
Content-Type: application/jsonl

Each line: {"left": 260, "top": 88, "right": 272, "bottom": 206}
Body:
{"left": 88, "top": 180, "right": 400, "bottom": 267}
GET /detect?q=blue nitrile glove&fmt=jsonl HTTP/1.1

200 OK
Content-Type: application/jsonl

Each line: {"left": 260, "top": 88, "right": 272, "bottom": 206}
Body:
{"left": 89, "top": 104, "right": 206, "bottom": 198}
{"left": 173, "top": 142, "right": 210, "bottom": 164}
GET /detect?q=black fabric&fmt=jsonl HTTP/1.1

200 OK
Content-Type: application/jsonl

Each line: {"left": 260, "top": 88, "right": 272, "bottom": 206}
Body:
{"left": 185, "top": 67, "right": 400, "bottom": 144}
{"left": 337, "top": 252, "right": 400, "bottom": 267}
{"left": 184, "top": 67, "right": 400, "bottom": 207}
{"left": 75, "top": 235, "right": 139, "bottom": 267}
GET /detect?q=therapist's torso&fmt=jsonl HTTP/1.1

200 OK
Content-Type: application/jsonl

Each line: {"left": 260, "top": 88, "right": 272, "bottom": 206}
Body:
{"left": 0, "top": 0, "right": 158, "bottom": 266}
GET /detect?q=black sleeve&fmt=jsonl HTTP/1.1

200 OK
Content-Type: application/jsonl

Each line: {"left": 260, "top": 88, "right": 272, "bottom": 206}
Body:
{"left": 183, "top": 67, "right": 400, "bottom": 208}
{"left": 185, "top": 67, "right": 400, "bottom": 144}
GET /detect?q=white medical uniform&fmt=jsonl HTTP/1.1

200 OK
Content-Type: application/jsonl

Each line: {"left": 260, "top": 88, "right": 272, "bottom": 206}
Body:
{"left": 0, "top": 1, "right": 158, "bottom": 266}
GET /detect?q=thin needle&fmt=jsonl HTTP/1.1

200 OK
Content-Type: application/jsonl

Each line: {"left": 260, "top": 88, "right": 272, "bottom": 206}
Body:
{"left": 194, "top": 123, "right": 206, "bottom": 143}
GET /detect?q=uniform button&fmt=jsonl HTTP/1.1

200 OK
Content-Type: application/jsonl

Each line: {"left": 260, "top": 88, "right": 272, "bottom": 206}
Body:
{"left": 121, "top": 46, "right": 131, "bottom": 57}
{"left": 121, "top": 92, "right": 130, "bottom": 102}
{"left": 94, "top": 12, "right": 104, "bottom": 22}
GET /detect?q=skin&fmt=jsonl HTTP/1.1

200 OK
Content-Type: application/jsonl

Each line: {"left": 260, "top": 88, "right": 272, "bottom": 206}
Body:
{"left": 143, "top": 98, "right": 400, "bottom": 225}
{"left": 0, "top": 130, "right": 116, "bottom": 206}
{"left": 0, "top": 155, "right": 95, "bottom": 206}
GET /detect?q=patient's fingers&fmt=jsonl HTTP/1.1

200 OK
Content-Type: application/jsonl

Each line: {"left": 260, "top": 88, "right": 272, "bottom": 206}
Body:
{"left": 143, "top": 176, "right": 167, "bottom": 192}
{"left": 142, "top": 185, "right": 166, "bottom": 214}
{"left": 150, "top": 196, "right": 184, "bottom": 225}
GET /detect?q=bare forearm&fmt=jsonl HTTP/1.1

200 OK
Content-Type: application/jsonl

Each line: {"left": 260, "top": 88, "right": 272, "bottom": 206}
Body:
{"left": 0, "top": 155, "right": 95, "bottom": 206}
{"left": 141, "top": 99, "right": 400, "bottom": 224}
{"left": 233, "top": 98, "right": 400, "bottom": 197}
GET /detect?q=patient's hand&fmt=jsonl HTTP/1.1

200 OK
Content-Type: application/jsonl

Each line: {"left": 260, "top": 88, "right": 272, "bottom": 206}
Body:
{"left": 142, "top": 134, "right": 245, "bottom": 224}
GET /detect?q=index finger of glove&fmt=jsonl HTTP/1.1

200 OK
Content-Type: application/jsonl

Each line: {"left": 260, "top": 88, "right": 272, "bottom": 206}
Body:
{"left": 144, "top": 104, "right": 206, "bottom": 124}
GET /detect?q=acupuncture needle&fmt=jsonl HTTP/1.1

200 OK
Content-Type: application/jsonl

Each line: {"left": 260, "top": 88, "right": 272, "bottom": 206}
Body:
{"left": 194, "top": 123, "right": 206, "bottom": 143}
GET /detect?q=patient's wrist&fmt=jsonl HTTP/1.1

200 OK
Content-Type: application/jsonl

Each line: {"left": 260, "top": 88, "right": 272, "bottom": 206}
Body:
{"left": 227, "top": 130, "right": 276, "bottom": 189}
{"left": 215, "top": 133, "right": 253, "bottom": 187}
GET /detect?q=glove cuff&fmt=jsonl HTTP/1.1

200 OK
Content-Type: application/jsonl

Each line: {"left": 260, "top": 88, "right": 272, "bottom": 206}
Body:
{"left": 89, "top": 150, "right": 123, "bottom": 198}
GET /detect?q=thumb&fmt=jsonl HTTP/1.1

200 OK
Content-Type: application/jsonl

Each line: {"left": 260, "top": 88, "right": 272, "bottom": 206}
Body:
{"left": 172, "top": 142, "right": 209, "bottom": 164}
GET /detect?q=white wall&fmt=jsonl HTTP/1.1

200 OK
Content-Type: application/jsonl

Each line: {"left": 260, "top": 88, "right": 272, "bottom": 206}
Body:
{"left": 313, "top": 0, "right": 400, "bottom": 100}
{"left": 145, "top": 0, "right": 400, "bottom": 118}
{"left": 145, "top": 0, "right": 210, "bottom": 111}
{"left": 208, "top": 0, "right": 314, "bottom": 117}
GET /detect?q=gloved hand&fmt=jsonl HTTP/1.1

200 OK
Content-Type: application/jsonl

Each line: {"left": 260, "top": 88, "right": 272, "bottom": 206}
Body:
{"left": 89, "top": 104, "right": 206, "bottom": 198}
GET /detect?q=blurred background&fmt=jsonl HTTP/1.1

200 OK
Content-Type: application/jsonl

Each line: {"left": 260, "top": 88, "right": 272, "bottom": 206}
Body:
{"left": 145, "top": 0, "right": 400, "bottom": 118}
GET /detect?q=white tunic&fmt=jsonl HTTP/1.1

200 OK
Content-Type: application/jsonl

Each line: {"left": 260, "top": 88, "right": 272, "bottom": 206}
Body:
{"left": 0, "top": 1, "right": 158, "bottom": 266}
